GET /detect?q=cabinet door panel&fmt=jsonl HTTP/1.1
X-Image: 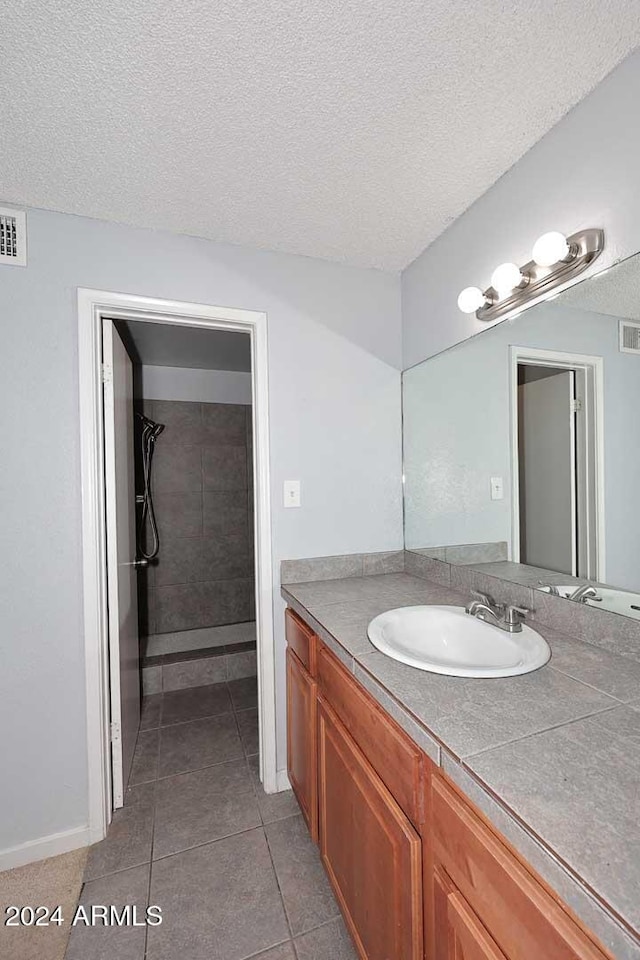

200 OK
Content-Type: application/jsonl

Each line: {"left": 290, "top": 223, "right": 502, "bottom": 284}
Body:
{"left": 434, "top": 868, "right": 507, "bottom": 960}
{"left": 432, "top": 774, "right": 611, "bottom": 960}
{"left": 448, "top": 891, "right": 508, "bottom": 960}
{"left": 286, "top": 647, "right": 318, "bottom": 839}
{"left": 318, "top": 698, "right": 423, "bottom": 960}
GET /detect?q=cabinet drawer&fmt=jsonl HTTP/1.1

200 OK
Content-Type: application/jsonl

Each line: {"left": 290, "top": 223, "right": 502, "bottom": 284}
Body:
{"left": 285, "top": 607, "right": 317, "bottom": 674}
{"left": 318, "top": 641, "right": 424, "bottom": 827}
{"left": 431, "top": 774, "right": 612, "bottom": 960}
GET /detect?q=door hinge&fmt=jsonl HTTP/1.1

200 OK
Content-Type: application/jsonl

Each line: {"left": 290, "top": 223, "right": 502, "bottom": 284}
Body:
{"left": 110, "top": 721, "right": 121, "bottom": 743}
{"left": 101, "top": 363, "right": 113, "bottom": 384}
{"left": 571, "top": 398, "right": 583, "bottom": 413}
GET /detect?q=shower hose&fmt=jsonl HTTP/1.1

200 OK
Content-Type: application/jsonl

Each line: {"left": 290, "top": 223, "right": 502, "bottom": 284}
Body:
{"left": 136, "top": 413, "right": 165, "bottom": 561}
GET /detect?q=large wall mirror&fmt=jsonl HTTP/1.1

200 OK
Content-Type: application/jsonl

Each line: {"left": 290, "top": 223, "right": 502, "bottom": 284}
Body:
{"left": 403, "top": 250, "right": 640, "bottom": 619}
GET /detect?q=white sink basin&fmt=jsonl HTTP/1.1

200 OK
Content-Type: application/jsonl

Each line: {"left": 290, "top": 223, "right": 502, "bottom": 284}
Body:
{"left": 367, "top": 605, "right": 550, "bottom": 678}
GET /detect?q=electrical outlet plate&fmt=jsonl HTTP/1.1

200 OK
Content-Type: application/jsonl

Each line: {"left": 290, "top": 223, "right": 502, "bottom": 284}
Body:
{"left": 283, "top": 480, "right": 301, "bottom": 508}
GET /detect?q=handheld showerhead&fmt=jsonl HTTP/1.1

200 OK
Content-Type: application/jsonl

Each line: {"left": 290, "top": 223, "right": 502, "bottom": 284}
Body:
{"left": 136, "top": 413, "right": 165, "bottom": 439}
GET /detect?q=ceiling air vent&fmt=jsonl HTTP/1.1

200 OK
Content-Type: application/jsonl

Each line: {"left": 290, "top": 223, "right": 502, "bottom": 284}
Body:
{"left": 619, "top": 319, "right": 640, "bottom": 354}
{"left": 0, "top": 206, "right": 27, "bottom": 266}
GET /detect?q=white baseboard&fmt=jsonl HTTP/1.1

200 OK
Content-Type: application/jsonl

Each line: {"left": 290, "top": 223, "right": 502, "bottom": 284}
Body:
{"left": 276, "top": 768, "right": 292, "bottom": 792}
{"left": 0, "top": 825, "right": 91, "bottom": 873}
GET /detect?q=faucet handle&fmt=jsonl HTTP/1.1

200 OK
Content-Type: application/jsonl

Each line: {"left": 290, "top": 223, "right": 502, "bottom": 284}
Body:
{"left": 471, "top": 589, "right": 495, "bottom": 606}
{"left": 504, "top": 604, "right": 529, "bottom": 627}
{"left": 470, "top": 589, "right": 504, "bottom": 612}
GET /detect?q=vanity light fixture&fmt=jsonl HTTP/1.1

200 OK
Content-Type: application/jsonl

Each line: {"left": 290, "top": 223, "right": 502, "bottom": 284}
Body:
{"left": 458, "top": 228, "right": 604, "bottom": 323}
{"left": 532, "top": 231, "right": 576, "bottom": 267}
{"left": 491, "top": 262, "right": 528, "bottom": 297}
{"left": 457, "top": 286, "right": 486, "bottom": 313}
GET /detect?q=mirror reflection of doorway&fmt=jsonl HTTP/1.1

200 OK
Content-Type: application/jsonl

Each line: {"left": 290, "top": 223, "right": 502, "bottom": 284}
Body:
{"left": 518, "top": 365, "right": 577, "bottom": 574}
{"left": 513, "top": 349, "right": 603, "bottom": 581}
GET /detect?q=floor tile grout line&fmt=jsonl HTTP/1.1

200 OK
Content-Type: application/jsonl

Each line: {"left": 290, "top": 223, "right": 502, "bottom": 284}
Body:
{"left": 263, "top": 822, "right": 298, "bottom": 947}
{"left": 84, "top": 809, "right": 301, "bottom": 888}
{"left": 143, "top": 737, "right": 160, "bottom": 960}
{"left": 238, "top": 937, "right": 296, "bottom": 960}
{"left": 81, "top": 855, "right": 153, "bottom": 887}
{"left": 157, "top": 707, "right": 236, "bottom": 729}
{"left": 132, "top": 751, "right": 251, "bottom": 786}
{"left": 261, "top": 822, "right": 344, "bottom": 954}
{"left": 150, "top": 820, "right": 274, "bottom": 864}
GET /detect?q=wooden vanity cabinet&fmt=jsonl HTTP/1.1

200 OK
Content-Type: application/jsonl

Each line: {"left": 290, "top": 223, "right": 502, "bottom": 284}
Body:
{"left": 433, "top": 865, "right": 508, "bottom": 960}
{"left": 427, "top": 770, "right": 613, "bottom": 960}
{"left": 285, "top": 608, "right": 615, "bottom": 960}
{"left": 318, "top": 697, "right": 423, "bottom": 960}
{"left": 285, "top": 609, "right": 318, "bottom": 839}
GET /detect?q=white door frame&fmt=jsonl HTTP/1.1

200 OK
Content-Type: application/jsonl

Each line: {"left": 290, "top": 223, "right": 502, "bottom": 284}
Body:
{"left": 78, "top": 288, "right": 276, "bottom": 843}
{"left": 509, "top": 345, "right": 606, "bottom": 581}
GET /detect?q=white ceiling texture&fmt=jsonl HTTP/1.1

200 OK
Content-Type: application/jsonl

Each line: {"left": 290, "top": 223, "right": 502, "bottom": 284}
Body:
{"left": 562, "top": 250, "right": 640, "bottom": 322}
{"left": 2, "top": 1, "right": 639, "bottom": 270}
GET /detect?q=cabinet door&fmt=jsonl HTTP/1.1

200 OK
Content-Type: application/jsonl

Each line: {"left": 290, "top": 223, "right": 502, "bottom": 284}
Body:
{"left": 286, "top": 647, "right": 318, "bottom": 840}
{"left": 318, "top": 698, "right": 423, "bottom": 960}
{"left": 434, "top": 867, "right": 507, "bottom": 960}
{"left": 431, "top": 774, "right": 612, "bottom": 960}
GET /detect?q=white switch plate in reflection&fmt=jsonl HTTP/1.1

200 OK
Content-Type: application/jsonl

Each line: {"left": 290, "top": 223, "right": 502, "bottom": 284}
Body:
{"left": 284, "top": 480, "right": 301, "bottom": 508}
{"left": 490, "top": 477, "right": 504, "bottom": 501}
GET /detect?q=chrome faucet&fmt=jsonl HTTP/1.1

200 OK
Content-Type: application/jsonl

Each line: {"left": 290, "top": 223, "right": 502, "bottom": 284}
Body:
{"left": 465, "top": 591, "right": 529, "bottom": 633}
{"left": 538, "top": 581, "right": 560, "bottom": 596}
{"left": 538, "top": 580, "right": 598, "bottom": 603}
{"left": 567, "top": 583, "right": 598, "bottom": 603}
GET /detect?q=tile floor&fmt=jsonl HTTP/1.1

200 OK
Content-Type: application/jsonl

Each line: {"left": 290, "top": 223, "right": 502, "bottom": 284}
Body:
{"left": 66, "top": 679, "right": 357, "bottom": 960}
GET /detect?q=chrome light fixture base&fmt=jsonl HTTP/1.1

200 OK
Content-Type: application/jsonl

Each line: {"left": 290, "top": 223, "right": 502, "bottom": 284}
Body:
{"left": 476, "top": 228, "right": 604, "bottom": 323}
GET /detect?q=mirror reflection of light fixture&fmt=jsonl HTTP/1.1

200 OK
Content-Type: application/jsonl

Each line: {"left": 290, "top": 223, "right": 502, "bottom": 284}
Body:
{"left": 457, "top": 228, "right": 604, "bottom": 322}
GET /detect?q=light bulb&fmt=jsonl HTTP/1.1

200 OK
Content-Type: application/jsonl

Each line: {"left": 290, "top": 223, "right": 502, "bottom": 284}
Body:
{"left": 532, "top": 231, "right": 570, "bottom": 267}
{"left": 457, "top": 286, "right": 485, "bottom": 314}
{"left": 491, "top": 262, "right": 524, "bottom": 297}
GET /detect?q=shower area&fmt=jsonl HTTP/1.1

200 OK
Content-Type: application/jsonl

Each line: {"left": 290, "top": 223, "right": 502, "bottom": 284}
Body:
{"left": 117, "top": 319, "right": 257, "bottom": 696}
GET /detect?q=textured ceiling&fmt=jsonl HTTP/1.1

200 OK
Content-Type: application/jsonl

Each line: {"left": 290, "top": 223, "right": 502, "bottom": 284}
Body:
{"left": 560, "top": 251, "right": 640, "bottom": 321}
{"left": 2, "top": 2, "right": 639, "bottom": 270}
{"left": 117, "top": 320, "right": 251, "bottom": 370}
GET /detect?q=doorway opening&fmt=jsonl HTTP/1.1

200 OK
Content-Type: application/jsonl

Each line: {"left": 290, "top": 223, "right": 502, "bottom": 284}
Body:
{"left": 510, "top": 346, "right": 605, "bottom": 581}
{"left": 78, "top": 290, "right": 276, "bottom": 843}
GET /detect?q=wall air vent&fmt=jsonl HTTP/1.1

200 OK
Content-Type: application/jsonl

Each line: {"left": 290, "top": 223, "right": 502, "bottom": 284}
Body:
{"left": 0, "top": 206, "right": 27, "bottom": 266}
{"left": 619, "top": 319, "right": 640, "bottom": 354}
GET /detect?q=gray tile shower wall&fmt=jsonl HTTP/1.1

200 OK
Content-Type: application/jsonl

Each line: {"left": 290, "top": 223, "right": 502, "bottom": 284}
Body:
{"left": 139, "top": 400, "right": 254, "bottom": 635}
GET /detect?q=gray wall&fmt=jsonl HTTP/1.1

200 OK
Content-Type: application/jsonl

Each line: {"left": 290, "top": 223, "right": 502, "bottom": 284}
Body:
{"left": 141, "top": 399, "right": 255, "bottom": 636}
{"left": 141, "top": 365, "right": 252, "bottom": 404}
{"left": 403, "top": 301, "right": 640, "bottom": 591}
{"left": 0, "top": 207, "right": 402, "bottom": 857}
{"left": 402, "top": 50, "right": 640, "bottom": 368}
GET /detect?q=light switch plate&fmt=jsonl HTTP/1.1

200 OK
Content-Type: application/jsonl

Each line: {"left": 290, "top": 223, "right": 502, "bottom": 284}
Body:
{"left": 490, "top": 476, "right": 504, "bottom": 501}
{"left": 283, "top": 479, "right": 301, "bottom": 508}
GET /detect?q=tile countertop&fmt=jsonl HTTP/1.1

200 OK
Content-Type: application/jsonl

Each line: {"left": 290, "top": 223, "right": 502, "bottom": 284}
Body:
{"left": 281, "top": 572, "right": 640, "bottom": 960}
